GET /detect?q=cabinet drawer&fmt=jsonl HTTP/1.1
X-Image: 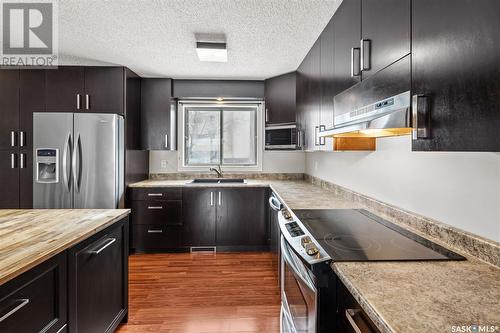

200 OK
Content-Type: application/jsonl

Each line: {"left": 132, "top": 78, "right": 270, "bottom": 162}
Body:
{"left": 131, "top": 188, "right": 181, "bottom": 201}
{"left": 132, "top": 225, "right": 181, "bottom": 250}
{"left": 0, "top": 252, "right": 67, "bottom": 333}
{"left": 131, "top": 200, "right": 182, "bottom": 225}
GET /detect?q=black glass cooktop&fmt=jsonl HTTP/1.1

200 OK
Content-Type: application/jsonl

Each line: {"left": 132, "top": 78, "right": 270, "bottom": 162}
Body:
{"left": 294, "top": 209, "right": 465, "bottom": 261}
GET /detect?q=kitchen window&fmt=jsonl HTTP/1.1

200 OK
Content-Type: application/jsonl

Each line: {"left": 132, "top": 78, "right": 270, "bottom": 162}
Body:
{"left": 179, "top": 102, "right": 263, "bottom": 170}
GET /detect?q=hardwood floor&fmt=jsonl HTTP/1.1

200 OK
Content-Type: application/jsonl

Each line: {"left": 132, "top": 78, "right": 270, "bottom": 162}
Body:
{"left": 116, "top": 252, "right": 281, "bottom": 333}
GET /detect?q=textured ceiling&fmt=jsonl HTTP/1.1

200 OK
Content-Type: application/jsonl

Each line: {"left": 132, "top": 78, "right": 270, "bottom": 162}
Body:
{"left": 58, "top": 0, "right": 342, "bottom": 79}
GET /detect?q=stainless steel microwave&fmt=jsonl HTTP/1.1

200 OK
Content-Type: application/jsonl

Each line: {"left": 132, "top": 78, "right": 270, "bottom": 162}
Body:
{"left": 265, "top": 124, "right": 301, "bottom": 150}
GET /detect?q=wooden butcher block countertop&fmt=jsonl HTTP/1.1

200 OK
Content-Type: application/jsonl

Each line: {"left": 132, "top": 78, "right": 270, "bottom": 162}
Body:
{"left": 0, "top": 209, "right": 130, "bottom": 285}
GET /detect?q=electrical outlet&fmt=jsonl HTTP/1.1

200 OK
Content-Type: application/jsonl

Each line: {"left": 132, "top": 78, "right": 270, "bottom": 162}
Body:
{"left": 160, "top": 160, "right": 167, "bottom": 169}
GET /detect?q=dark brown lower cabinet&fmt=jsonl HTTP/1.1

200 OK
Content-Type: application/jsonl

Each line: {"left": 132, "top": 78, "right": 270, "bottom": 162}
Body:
{"left": 216, "top": 187, "right": 269, "bottom": 250}
{"left": 68, "top": 218, "right": 129, "bottom": 333}
{"left": 0, "top": 252, "right": 67, "bottom": 333}
{"left": 182, "top": 187, "right": 216, "bottom": 247}
{"left": 0, "top": 150, "right": 20, "bottom": 208}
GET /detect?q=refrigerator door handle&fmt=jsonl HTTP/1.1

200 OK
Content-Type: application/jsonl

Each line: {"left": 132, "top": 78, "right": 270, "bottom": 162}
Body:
{"left": 62, "top": 133, "right": 72, "bottom": 192}
{"left": 72, "top": 133, "right": 81, "bottom": 192}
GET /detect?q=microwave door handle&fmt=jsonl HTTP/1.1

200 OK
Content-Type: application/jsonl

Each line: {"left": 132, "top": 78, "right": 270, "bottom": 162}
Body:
{"left": 280, "top": 236, "right": 316, "bottom": 291}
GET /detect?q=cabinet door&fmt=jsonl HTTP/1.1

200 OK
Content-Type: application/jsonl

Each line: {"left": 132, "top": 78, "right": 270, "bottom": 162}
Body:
{"left": 216, "top": 188, "right": 268, "bottom": 249}
{"left": 182, "top": 188, "right": 216, "bottom": 246}
{"left": 19, "top": 150, "right": 32, "bottom": 209}
{"left": 45, "top": 67, "right": 84, "bottom": 112}
{"left": 361, "top": 0, "right": 410, "bottom": 79}
{"left": 69, "top": 221, "right": 127, "bottom": 333}
{"left": 412, "top": 0, "right": 500, "bottom": 151}
{"left": 0, "top": 70, "right": 19, "bottom": 150}
{"left": 84, "top": 67, "right": 124, "bottom": 114}
{"left": 0, "top": 150, "right": 19, "bottom": 208}
{"left": 0, "top": 252, "right": 67, "bottom": 333}
{"left": 306, "top": 39, "right": 321, "bottom": 151}
{"left": 140, "top": 79, "right": 173, "bottom": 150}
{"left": 264, "top": 72, "right": 296, "bottom": 125}
{"left": 20, "top": 70, "right": 46, "bottom": 150}
{"left": 320, "top": 18, "right": 335, "bottom": 151}
{"left": 333, "top": 0, "right": 361, "bottom": 94}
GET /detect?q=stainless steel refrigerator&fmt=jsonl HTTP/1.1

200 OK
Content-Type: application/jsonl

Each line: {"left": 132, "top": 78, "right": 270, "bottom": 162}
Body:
{"left": 33, "top": 113, "right": 124, "bottom": 209}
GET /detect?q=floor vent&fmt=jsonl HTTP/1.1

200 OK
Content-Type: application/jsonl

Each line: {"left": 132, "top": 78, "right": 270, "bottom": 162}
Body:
{"left": 190, "top": 246, "right": 216, "bottom": 253}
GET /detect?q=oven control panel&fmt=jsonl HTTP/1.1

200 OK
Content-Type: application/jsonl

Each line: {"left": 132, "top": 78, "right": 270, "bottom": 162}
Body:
{"left": 279, "top": 209, "right": 330, "bottom": 264}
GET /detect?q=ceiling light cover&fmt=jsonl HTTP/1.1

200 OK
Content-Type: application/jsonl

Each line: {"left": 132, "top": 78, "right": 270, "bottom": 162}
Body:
{"left": 196, "top": 42, "right": 227, "bottom": 62}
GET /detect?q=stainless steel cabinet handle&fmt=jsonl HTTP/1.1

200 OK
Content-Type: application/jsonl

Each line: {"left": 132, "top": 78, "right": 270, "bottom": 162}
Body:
{"left": 345, "top": 309, "right": 363, "bottom": 333}
{"left": 76, "top": 94, "right": 81, "bottom": 110}
{"left": 218, "top": 191, "right": 222, "bottom": 206}
{"left": 360, "top": 39, "right": 371, "bottom": 71}
{"left": 165, "top": 134, "right": 168, "bottom": 149}
{"left": 89, "top": 238, "right": 116, "bottom": 255}
{"left": 265, "top": 108, "right": 269, "bottom": 123}
{"left": 147, "top": 206, "right": 163, "bottom": 210}
{"left": 18, "top": 131, "right": 25, "bottom": 147}
{"left": 19, "top": 153, "right": 25, "bottom": 169}
{"left": 62, "top": 133, "right": 72, "bottom": 192}
{"left": 10, "top": 153, "right": 17, "bottom": 169}
{"left": 0, "top": 298, "right": 30, "bottom": 323}
{"left": 314, "top": 126, "right": 320, "bottom": 146}
{"left": 85, "top": 94, "right": 90, "bottom": 110}
{"left": 351, "top": 47, "right": 361, "bottom": 77}
{"left": 147, "top": 193, "right": 163, "bottom": 197}
{"left": 10, "top": 131, "right": 17, "bottom": 147}
{"left": 147, "top": 229, "right": 163, "bottom": 233}
{"left": 319, "top": 125, "right": 326, "bottom": 146}
{"left": 210, "top": 191, "right": 214, "bottom": 206}
{"left": 412, "top": 94, "right": 430, "bottom": 139}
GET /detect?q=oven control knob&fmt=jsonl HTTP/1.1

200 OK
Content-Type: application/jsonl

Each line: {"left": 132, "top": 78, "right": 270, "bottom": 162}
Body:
{"left": 282, "top": 209, "right": 292, "bottom": 220}
{"left": 301, "top": 236, "right": 312, "bottom": 248}
{"left": 304, "top": 243, "right": 319, "bottom": 256}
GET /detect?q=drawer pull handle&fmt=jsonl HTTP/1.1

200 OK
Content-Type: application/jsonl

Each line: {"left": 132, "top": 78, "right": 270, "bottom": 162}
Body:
{"left": 88, "top": 238, "right": 116, "bottom": 255}
{"left": 147, "top": 206, "right": 163, "bottom": 210}
{"left": 147, "top": 229, "right": 163, "bottom": 233}
{"left": 0, "top": 298, "right": 29, "bottom": 323}
{"left": 147, "top": 193, "right": 163, "bottom": 197}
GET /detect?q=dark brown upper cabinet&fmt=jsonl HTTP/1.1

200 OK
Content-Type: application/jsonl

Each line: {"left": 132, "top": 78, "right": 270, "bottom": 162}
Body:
{"left": 320, "top": 17, "right": 335, "bottom": 133}
{"left": 140, "top": 78, "right": 176, "bottom": 150}
{"left": 46, "top": 66, "right": 124, "bottom": 114}
{"left": 360, "top": 0, "right": 410, "bottom": 79}
{"left": 332, "top": 0, "right": 361, "bottom": 94}
{"left": 20, "top": 69, "right": 46, "bottom": 150}
{"left": 83, "top": 67, "right": 124, "bottom": 114}
{"left": 412, "top": 0, "right": 500, "bottom": 151}
{"left": 45, "top": 66, "right": 84, "bottom": 112}
{"left": 264, "top": 72, "right": 297, "bottom": 125}
{"left": 0, "top": 70, "right": 20, "bottom": 150}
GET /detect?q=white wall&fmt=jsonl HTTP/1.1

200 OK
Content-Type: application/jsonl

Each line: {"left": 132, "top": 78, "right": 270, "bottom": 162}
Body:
{"left": 149, "top": 150, "right": 306, "bottom": 174}
{"left": 306, "top": 135, "right": 500, "bottom": 242}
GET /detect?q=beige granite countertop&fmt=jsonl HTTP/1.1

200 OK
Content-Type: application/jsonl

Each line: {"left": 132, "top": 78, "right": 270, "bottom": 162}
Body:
{"left": 0, "top": 209, "right": 130, "bottom": 285}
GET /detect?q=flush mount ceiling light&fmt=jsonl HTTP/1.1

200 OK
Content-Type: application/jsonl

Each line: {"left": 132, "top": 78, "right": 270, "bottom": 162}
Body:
{"left": 195, "top": 33, "right": 227, "bottom": 62}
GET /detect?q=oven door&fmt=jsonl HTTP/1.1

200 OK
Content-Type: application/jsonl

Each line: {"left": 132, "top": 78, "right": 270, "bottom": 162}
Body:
{"left": 280, "top": 236, "right": 317, "bottom": 333}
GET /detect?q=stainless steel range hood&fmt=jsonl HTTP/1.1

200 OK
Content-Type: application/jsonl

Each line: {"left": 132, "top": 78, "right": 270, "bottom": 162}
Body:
{"left": 320, "top": 90, "right": 412, "bottom": 138}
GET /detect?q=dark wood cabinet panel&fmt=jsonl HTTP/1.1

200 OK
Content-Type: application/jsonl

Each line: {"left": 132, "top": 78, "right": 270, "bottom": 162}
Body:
{"left": 140, "top": 78, "right": 174, "bottom": 150}
{"left": 84, "top": 67, "right": 124, "bottom": 114}
{"left": 45, "top": 67, "right": 84, "bottom": 112}
{"left": 0, "top": 70, "right": 19, "bottom": 150}
{"left": 264, "top": 72, "right": 296, "bottom": 125}
{"left": 182, "top": 188, "right": 216, "bottom": 246}
{"left": 131, "top": 200, "right": 182, "bottom": 226}
{"left": 19, "top": 150, "right": 32, "bottom": 209}
{"left": 216, "top": 187, "right": 268, "bottom": 249}
{"left": 0, "top": 252, "right": 67, "bottom": 333}
{"left": 333, "top": 0, "right": 361, "bottom": 94}
{"left": 361, "top": 0, "right": 410, "bottom": 79}
{"left": 0, "top": 150, "right": 19, "bottom": 208}
{"left": 131, "top": 225, "right": 182, "bottom": 250}
{"left": 68, "top": 219, "right": 128, "bottom": 333}
{"left": 412, "top": 0, "right": 500, "bottom": 151}
{"left": 320, "top": 17, "right": 335, "bottom": 131}
{"left": 125, "top": 69, "right": 141, "bottom": 150}
{"left": 19, "top": 70, "right": 45, "bottom": 150}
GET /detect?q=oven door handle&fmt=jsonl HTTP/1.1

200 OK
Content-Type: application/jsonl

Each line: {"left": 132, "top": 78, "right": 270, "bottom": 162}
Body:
{"left": 280, "top": 236, "right": 316, "bottom": 292}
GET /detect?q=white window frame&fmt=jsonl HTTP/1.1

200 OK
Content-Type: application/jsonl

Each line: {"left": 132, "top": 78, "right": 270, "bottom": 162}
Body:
{"left": 178, "top": 100, "right": 264, "bottom": 172}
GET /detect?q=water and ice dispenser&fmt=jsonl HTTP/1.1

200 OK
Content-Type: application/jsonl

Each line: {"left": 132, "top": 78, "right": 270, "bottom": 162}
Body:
{"left": 36, "top": 149, "right": 59, "bottom": 183}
